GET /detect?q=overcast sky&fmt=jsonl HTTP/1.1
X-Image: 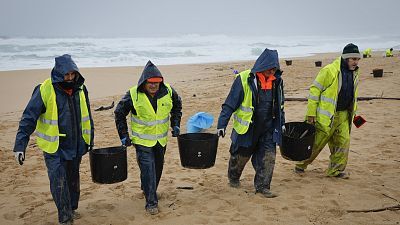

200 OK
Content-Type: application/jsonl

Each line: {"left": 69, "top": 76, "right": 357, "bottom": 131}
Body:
{"left": 1, "top": 0, "right": 399, "bottom": 38}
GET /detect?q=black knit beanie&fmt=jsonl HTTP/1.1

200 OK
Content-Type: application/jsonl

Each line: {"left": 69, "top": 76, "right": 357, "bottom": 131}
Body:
{"left": 342, "top": 43, "right": 361, "bottom": 59}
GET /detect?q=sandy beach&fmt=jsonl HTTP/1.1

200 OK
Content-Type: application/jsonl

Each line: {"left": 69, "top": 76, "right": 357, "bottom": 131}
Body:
{"left": 0, "top": 52, "right": 399, "bottom": 225}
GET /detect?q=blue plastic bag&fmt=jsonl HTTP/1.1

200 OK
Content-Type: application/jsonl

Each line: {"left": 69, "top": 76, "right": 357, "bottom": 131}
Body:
{"left": 186, "top": 112, "right": 214, "bottom": 133}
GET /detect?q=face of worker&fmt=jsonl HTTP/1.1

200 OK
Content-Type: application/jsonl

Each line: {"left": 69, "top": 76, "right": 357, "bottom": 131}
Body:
{"left": 64, "top": 71, "right": 77, "bottom": 82}
{"left": 346, "top": 58, "right": 360, "bottom": 71}
{"left": 145, "top": 82, "right": 160, "bottom": 96}
{"left": 259, "top": 67, "right": 277, "bottom": 78}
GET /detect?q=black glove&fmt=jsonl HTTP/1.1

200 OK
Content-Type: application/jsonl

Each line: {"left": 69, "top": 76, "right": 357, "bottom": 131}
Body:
{"left": 121, "top": 136, "right": 132, "bottom": 147}
{"left": 217, "top": 128, "right": 226, "bottom": 138}
{"left": 172, "top": 126, "right": 180, "bottom": 137}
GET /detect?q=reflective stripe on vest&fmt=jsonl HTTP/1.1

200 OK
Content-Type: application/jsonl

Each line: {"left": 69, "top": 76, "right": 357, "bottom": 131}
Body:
{"left": 130, "top": 83, "right": 173, "bottom": 147}
{"left": 36, "top": 78, "right": 91, "bottom": 153}
{"left": 79, "top": 90, "right": 92, "bottom": 144}
{"left": 233, "top": 70, "right": 253, "bottom": 134}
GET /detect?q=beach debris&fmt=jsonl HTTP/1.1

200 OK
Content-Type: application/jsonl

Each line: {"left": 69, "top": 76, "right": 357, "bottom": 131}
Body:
{"left": 94, "top": 101, "right": 114, "bottom": 111}
{"left": 346, "top": 204, "right": 400, "bottom": 213}
{"left": 370, "top": 69, "right": 394, "bottom": 78}
{"left": 382, "top": 193, "right": 399, "bottom": 203}
{"left": 176, "top": 186, "right": 194, "bottom": 190}
{"left": 186, "top": 112, "right": 214, "bottom": 133}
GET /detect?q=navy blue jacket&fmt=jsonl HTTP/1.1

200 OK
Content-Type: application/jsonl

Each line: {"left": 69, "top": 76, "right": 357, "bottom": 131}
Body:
{"left": 114, "top": 60, "right": 182, "bottom": 141}
{"left": 217, "top": 49, "right": 285, "bottom": 147}
{"left": 13, "top": 54, "right": 94, "bottom": 160}
{"left": 336, "top": 58, "right": 355, "bottom": 111}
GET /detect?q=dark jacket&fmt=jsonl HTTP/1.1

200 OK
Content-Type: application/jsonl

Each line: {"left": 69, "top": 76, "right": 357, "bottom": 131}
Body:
{"left": 336, "top": 58, "right": 355, "bottom": 111}
{"left": 114, "top": 61, "right": 182, "bottom": 141}
{"left": 217, "top": 49, "right": 285, "bottom": 147}
{"left": 13, "top": 54, "right": 94, "bottom": 160}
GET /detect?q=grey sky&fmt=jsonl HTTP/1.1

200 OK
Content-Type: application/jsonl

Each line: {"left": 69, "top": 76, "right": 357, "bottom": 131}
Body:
{"left": 1, "top": 0, "right": 399, "bottom": 37}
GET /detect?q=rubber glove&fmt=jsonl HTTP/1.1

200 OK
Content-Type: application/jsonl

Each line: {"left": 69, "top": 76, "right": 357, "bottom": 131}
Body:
{"left": 14, "top": 151, "right": 25, "bottom": 165}
{"left": 217, "top": 128, "right": 226, "bottom": 138}
{"left": 172, "top": 126, "right": 180, "bottom": 137}
{"left": 121, "top": 136, "right": 132, "bottom": 147}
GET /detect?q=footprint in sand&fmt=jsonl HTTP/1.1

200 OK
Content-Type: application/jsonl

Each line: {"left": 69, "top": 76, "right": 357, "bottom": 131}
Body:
{"left": 87, "top": 200, "right": 115, "bottom": 215}
{"left": 330, "top": 199, "right": 339, "bottom": 206}
{"left": 291, "top": 194, "right": 305, "bottom": 200}
{"left": 3, "top": 211, "right": 17, "bottom": 221}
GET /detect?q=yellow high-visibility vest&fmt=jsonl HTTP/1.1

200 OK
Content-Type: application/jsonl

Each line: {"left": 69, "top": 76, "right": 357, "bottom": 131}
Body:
{"left": 36, "top": 78, "right": 92, "bottom": 153}
{"left": 130, "top": 83, "right": 173, "bottom": 147}
{"left": 232, "top": 70, "right": 254, "bottom": 134}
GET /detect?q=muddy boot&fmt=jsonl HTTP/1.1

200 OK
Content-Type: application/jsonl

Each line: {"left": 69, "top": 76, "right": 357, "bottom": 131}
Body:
{"left": 72, "top": 210, "right": 81, "bottom": 220}
{"left": 333, "top": 172, "right": 350, "bottom": 179}
{"left": 146, "top": 206, "right": 159, "bottom": 215}
{"left": 294, "top": 166, "right": 305, "bottom": 174}
{"left": 256, "top": 189, "right": 278, "bottom": 198}
{"left": 59, "top": 219, "right": 74, "bottom": 225}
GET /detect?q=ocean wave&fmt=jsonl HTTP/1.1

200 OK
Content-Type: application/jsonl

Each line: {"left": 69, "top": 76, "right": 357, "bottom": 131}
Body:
{"left": 0, "top": 35, "right": 399, "bottom": 71}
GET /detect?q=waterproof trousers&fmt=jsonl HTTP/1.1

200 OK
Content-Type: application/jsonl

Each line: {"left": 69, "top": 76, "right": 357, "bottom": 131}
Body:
{"left": 228, "top": 130, "right": 276, "bottom": 192}
{"left": 296, "top": 110, "right": 350, "bottom": 176}
{"left": 135, "top": 143, "right": 165, "bottom": 210}
{"left": 44, "top": 153, "right": 81, "bottom": 223}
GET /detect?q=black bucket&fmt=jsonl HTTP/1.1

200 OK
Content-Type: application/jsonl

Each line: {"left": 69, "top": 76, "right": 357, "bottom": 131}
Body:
{"left": 372, "top": 69, "right": 383, "bottom": 77}
{"left": 315, "top": 61, "right": 322, "bottom": 67}
{"left": 363, "top": 54, "right": 368, "bottom": 58}
{"left": 177, "top": 133, "right": 218, "bottom": 169}
{"left": 285, "top": 60, "right": 292, "bottom": 66}
{"left": 280, "top": 122, "right": 315, "bottom": 161}
{"left": 89, "top": 146, "right": 128, "bottom": 184}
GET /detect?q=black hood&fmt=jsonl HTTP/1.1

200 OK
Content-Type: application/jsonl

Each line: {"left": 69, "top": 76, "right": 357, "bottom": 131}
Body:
{"left": 51, "top": 54, "right": 84, "bottom": 86}
{"left": 137, "top": 60, "right": 163, "bottom": 87}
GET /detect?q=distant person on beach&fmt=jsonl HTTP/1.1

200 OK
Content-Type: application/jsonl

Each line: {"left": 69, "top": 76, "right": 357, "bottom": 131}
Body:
{"left": 217, "top": 48, "right": 285, "bottom": 198}
{"left": 13, "top": 54, "right": 94, "bottom": 225}
{"left": 114, "top": 60, "right": 182, "bottom": 215}
{"left": 386, "top": 48, "right": 393, "bottom": 57}
{"left": 294, "top": 43, "right": 361, "bottom": 179}
{"left": 363, "top": 48, "right": 372, "bottom": 58}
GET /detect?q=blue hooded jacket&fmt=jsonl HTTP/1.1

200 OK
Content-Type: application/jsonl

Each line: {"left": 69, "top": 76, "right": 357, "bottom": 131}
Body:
{"left": 13, "top": 54, "right": 94, "bottom": 160}
{"left": 217, "top": 49, "right": 285, "bottom": 147}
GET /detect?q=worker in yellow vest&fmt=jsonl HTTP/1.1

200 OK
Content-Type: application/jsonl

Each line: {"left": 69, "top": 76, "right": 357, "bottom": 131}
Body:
{"left": 114, "top": 60, "right": 182, "bottom": 215}
{"left": 385, "top": 48, "right": 393, "bottom": 57}
{"left": 362, "top": 48, "right": 372, "bottom": 58}
{"left": 217, "top": 48, "right": 285, "bottom": 198}
{"left": 13, "top": 54, "right": 94, "bottom": 225}
{"left": 295, "top": 43, "right": 361, "bottom": 179}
